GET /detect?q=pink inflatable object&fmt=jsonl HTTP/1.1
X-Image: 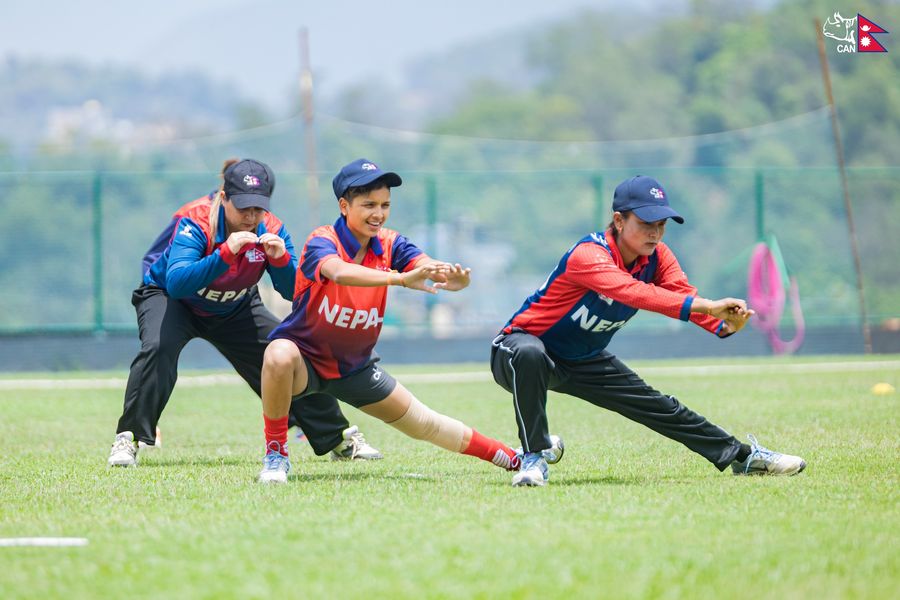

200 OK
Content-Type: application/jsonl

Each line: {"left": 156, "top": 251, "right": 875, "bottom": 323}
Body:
{"left": 747, "top": 242, "right": 805, "bottom": 354}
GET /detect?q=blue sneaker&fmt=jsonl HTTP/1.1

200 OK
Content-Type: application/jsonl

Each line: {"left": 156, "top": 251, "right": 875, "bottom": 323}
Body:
{"left": 514, "top": 434, "right": 565, "bottom": 465}
{"left": 259, "top": 441, "right": 291, "bottom": 484}
{"left": 731, "top": 434, "right": 806, "bottom": 476}
{"left": 512, "top": 452, "right": 549, "bottom": 487}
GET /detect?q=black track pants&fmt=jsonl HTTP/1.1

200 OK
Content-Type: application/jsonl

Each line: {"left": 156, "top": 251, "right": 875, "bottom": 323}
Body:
{"left": 490, "top": 331, "right": 743, "bottom": 470}
{"left": 116, "top": 285, "right": 347, "bottom": 455}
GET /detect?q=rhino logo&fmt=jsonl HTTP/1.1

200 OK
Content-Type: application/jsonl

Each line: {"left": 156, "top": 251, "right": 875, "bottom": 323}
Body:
{"left": 823, "top": 12, "right": 857, "bottom": 47}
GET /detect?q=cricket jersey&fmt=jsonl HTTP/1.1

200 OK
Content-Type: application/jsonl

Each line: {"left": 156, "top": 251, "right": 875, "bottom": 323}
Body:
{"left": 142, "top": 195, "right": 297, "bottom": 316}
{"left": 502, "top": 229, "right": 723, "bottom": 360}
{"left": 271, "top": 216, "right": 424, "bottom": 379}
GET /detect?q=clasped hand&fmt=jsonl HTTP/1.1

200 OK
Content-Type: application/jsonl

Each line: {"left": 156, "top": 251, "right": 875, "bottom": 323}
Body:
{"left": 225, "top": 231, "right": 285, "bottom": 259}
{"left": 402, "top": 262, "right": 472, "bottom": 294}
{"left": 707, "top": 297, "right": 756, "bottom": 335}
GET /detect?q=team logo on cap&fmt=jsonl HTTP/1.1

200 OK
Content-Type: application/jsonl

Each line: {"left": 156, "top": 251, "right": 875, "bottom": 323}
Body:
{"left": 244, "top": 175, "right": 261, "bottom": 187}
{"left": 361, "top": 163, "right": 378, "bottom": 171}
{"left": 649, "top": 187, "right": 665, "bottom": 199}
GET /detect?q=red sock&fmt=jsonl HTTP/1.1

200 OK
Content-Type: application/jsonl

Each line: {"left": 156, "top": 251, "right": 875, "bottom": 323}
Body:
{"left": 462, "top": 429, "right": 520, "bottom": 471}
{"left": 263, "top": 414, "right": 289, "bottom": 456}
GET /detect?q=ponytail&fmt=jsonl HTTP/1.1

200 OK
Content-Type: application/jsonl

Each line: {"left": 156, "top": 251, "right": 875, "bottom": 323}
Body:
{"left": 210, "top": 158, "right": 240, "bottom": 243}
{"left": 608, "top": 210, "right": 632, "bottom": 242}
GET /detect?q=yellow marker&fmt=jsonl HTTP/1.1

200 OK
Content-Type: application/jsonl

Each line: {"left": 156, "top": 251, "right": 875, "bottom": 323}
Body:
{"left": 871, "top": 382, "right": 895, "bottom": 395}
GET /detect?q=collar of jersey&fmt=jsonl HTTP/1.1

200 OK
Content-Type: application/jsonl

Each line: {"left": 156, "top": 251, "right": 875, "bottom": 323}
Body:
{"left": 603, "top": 228, "right": 650, "bottom": 274}
{"left": 334, "top": 216, "right": 384, "bottom": 258}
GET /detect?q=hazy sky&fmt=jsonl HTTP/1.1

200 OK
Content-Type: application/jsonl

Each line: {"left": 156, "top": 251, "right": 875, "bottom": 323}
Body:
{"left": 2, "top": 0, "right": 680, "bottom": 112}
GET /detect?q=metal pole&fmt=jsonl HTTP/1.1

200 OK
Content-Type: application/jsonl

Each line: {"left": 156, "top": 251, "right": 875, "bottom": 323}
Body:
{"left": 815, "top": 20, "right": 872, "bottom": 353}
{"left": 92, "top": 172, "right": 104, "bottom": 333}
{"left": 299, "top": 28, "right": 320, "bottom": 226}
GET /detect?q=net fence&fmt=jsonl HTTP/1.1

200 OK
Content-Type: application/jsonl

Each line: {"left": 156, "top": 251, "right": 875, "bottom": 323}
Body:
{"left": 1, "top": 109, "right": 897, "bottom": 344}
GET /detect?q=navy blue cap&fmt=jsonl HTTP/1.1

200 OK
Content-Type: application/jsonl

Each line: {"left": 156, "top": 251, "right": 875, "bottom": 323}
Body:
{"left": 332, "top": 158, "right": 402, "bottom": 200}
{"left": 223, "top": 159, "right": 275, "bottom": 210}
{"left": 613, "top": 176, "right": 684, "bottom": 224}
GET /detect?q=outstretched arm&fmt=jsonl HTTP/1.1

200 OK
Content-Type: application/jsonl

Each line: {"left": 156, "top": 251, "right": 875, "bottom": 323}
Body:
{"left": 653, "top": 245, "right": 754, "bottom": 336}
{"left": 431, "top": 262, "right": 471, "bottom": 292}
{"left": 320, "top": 257, "right": 452, "bottom": 294}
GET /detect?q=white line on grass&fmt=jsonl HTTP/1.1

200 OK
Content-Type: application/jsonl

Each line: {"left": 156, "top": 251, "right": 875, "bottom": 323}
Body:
{"left": 0, "top": 360, "right": 897, "bottom": 390}
{"left": 0, "top": 538, "right": 88, "bottom": 547}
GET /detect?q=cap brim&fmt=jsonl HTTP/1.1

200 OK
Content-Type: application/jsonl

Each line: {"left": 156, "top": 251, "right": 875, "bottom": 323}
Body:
{"left": 632, "top": 205, "right": 684, "bottom": 224}
{"left": 229, "top": 193, "right": 271, "bottom": 211}
{"left": 339, "top": 172, "right": 403, "bottom": 198}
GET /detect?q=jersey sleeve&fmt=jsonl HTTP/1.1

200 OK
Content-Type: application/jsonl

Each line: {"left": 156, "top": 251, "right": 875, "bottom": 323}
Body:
{"left": 565, "top": 243, "right": 693, "bottom": 321}
{"left": 165, "top": 217, "right": 229, "bottom": 298}
{"left": 266, "top": 224, "right": 299, "bottom": 301}
{"left": 390, "top": 235, "right": 424, "bottom": 272}
{"left": 300, "top": 235, "right": 340, "bottom": 283}
{"left": 653, "top": 244, "right": 723, "bottom": 334}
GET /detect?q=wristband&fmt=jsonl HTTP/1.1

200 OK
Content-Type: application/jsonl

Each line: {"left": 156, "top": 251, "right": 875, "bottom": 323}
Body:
{"left": 269, "top": 251, "right": 291, "bottom": 268}
{"left": 218, "top": 242, "right": 237, "bottom": 265}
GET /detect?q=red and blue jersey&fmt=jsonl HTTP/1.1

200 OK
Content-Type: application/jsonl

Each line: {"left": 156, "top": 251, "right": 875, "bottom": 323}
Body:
{"left": 142, "top": 194, "right": 297, "bottom": 316}
{"left": 503, "top": 229, "right": 723, "bottom": 360}
{"left": 270, "top": 216, "right": 424, "bottom": 379}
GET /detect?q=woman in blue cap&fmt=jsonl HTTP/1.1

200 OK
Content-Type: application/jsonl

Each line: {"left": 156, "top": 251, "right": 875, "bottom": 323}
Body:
{"left": 256, "top": 158, "right": 523, "bottom": 483}
{"left": 491, "top": 175, "right": 807, "bottom": 486}
{"left": 107, "top": 158, "right": 380, "bottom": 467}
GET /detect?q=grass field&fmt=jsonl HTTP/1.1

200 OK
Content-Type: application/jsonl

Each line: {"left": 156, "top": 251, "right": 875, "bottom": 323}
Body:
{"left": 1, "top": 356, "right": 898, "bottom": 599}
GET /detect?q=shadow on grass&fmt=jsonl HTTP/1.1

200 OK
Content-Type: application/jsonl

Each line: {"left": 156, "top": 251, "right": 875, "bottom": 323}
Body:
{"left": 287, "top": 472, "right": 437, "bottom": 483}
{"left": 552, "top": 475, "right": 653, "bottom": 486}
{"left": 482, "top": 473, "right": 710, "bottom": 488}
{"left": 138, "top": 457, "right": 253, "bottom": 468}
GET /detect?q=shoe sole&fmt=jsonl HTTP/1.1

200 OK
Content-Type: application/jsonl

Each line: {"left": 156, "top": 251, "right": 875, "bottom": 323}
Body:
{"left": 330, "top": 453, "right": 384, "bottom": 461}
{"left": 511, "top": 471, "right": 548, "bottom": 487}
{"left": 733, "top": 460, "right": 807, "bottom": 476}
{"left": 512, "top": 477, "right": 547, "bottom": 487}
{"left": 107, "top": 461, "right": 137, "bottom": 468}
{"left": 259, "top": 474, "right": 288, "bottom": 484}
{"left": 546, "top": 435, "right": 565, "bottom": 465}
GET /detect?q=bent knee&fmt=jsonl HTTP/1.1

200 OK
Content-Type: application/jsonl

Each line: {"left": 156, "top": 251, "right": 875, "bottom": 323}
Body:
{"left": 263, "top": 339, "right": 301, "bottom": 372}
{"left": 512, "top": 341, "right": 548, "bottom": 367}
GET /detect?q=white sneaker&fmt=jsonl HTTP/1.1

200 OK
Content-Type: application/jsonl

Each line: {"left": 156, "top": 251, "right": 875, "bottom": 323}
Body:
{"left": 330, "top": 425, "right": 383, "bottom": 461}
{"left": 514, "top": 434, "right": 565, "bottom": 465}
{"left": 138, "top": 426, "right": 162, "bottom": 450}
{"left": 512, "top": 452, "right": 549, "bottom": 487}
{"left": 259, "top": 441, "right": 291, "bottom": 484}
{"left": 731, "top": 434, "right": 806, "bottom": 476}
{"left": 108, "top": 431, "right": 138, "bottom": 467}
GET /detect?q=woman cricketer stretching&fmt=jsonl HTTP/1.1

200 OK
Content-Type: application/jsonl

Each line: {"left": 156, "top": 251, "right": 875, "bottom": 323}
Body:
{"left": 108, "top": 158, "right": 380, "bottom": 467}
{"left": 493, "top": 175, "right": 807, "bottom": 486}
{"left": 257, "top": 158, "right": 521, "bottom": 483}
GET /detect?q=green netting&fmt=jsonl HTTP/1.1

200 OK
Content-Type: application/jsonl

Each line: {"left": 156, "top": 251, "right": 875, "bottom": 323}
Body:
{"left": 1, "top": 110, "right": 897, "bottom": 335}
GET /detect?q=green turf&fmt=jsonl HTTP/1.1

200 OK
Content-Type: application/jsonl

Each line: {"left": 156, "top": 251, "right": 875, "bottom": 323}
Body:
{"left": 1, "top": 357, "right": 897, "bottom": 599}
